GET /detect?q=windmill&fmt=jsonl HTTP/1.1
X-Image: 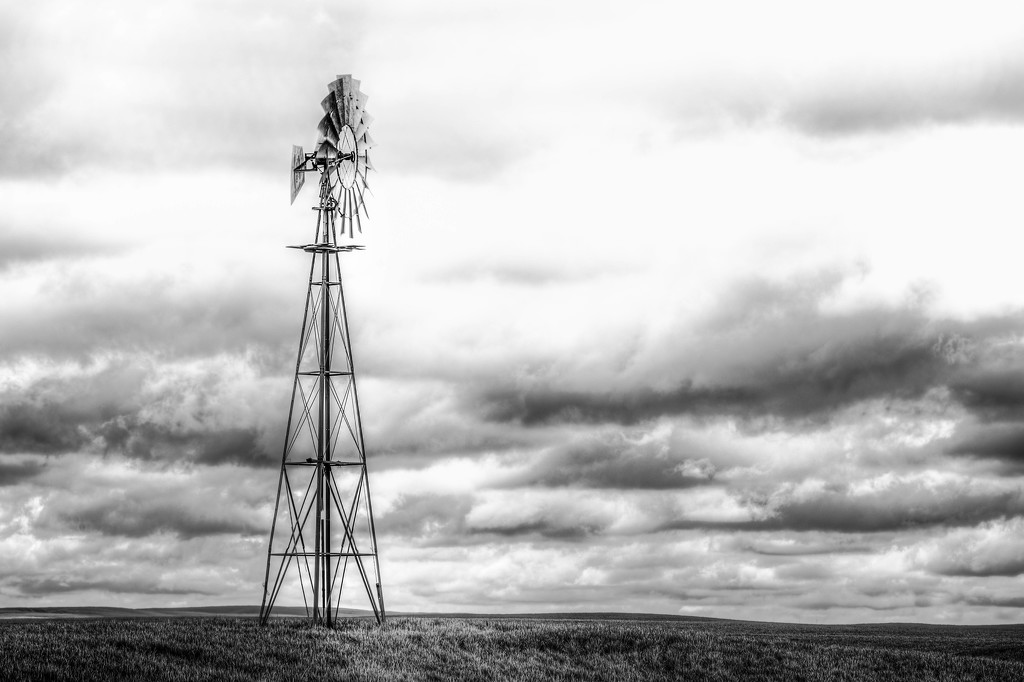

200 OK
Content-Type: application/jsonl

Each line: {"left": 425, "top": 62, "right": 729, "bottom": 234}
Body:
{"left": 259, "top": 75, "right": 383, "bottom": 626}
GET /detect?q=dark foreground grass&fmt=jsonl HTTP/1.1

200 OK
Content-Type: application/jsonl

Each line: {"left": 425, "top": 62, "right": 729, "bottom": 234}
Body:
{"left": 1, "top": 616, "right": 1022, "bottom": 681}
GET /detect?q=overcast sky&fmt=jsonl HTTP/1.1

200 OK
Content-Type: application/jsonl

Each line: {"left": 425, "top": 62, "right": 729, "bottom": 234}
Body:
{"left": 4, "top": 0, "right": 1024, "bottom": 624}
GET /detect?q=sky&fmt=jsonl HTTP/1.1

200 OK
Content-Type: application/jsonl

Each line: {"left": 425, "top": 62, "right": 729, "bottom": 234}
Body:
{"left": 3, "top": 0, "right": 1024, "bottom": 624}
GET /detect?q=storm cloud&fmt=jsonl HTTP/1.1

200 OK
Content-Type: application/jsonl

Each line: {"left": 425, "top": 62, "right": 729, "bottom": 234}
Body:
{"left": 50, "top": 498, "right": 263, "bottom": 539}
{"left": 0, "top": 357, "right": 278, "bottom": 467}
{"left": 0, "top": 459, "right": 47, "bottom": 486}
{"left": 477, "top": 280, "right": 1024, "bottom": 429}
{"left": 947, "top": 424, "right": 1024, "bottom": 471}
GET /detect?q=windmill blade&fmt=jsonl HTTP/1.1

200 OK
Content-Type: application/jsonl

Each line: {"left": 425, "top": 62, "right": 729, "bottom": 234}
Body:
{"left": 336, "top": 191, "right": 352, "bottom": 238}
{"left": 349, "top": 77, "right": 361, "bottom": 107}
{"left": 325, "top": 75, "right": 370, "bottom": 141}
{"left": 346, "top": 78, "right": 362, "bottom": 125}
{"left": 322, "top": 92, "right": 343, "bottom": 140}
{"left": 347, "top": 191, "right": 355, "bottom": 238}
{"left": 317, "top": 113, "right": 339, "bottom": 146}
{"left": 353, "top": 180, "right": 369, "bottom": 219}
{"left": 355, "top": 190, "right": 362, "bottom": 236}
{"left": 361, "top": 131, "right": 376, "bottom": 150}
{"left": 320, "top": 93, "right": 337, "bottom": 136}
{"left": 354, "top": 113, "right": 373, "bottom": 140}
{"left": 352, "top": 91, "right": 368, "bottom": 123}
{"left": 328, "top": 76, "right": 352, "bottom": 128}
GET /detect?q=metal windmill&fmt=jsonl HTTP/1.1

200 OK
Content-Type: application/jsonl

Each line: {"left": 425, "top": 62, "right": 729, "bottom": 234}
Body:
{"left": 259, "top": 74, "right": 383, "bottom": 626}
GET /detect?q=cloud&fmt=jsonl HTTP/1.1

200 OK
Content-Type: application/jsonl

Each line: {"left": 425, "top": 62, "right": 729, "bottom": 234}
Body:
{"left": 28, "top": 459, "right": 273, "bottom": 540}
{"left": 0, "top": 1, "right": 535, "bottom": 183}
{"left": 930, "top": 335, "right": 1024, "bottom": 470}
{"left": 381, "top": 527, "right": 989, "bottom": 621}
{"left": 424, "top": 260, "right": 626, "bottom": 288}
{"left": 478, "top": 314, "right": 948, "bottom": 427}
{"left": 0, "top": 230, "right": 121, "bottom": 271}
{"left": 0, "top": 260, "right": 296, "bottom": 360}
{"left": 195, "top": 427, "right": 274, "bottom": 467}
{"left": 10, "top": 576, "right": 210, "bottom": 596}
{"left": 383, "top": 110, "right": 529, "bottom": 182}
{"left": 947, "top": 423, "right": 1024, "bottom": 472}
{"left": 480, "top": 383, "right": 755, "bottom": 427}
{"left": 469, "top": 520, "right": 596, "bottom": 540}
{"left": 476, "top": 341, "right": 947, "bottom": 426}
{"left": 0, "top": 459, "right": 47, "bottom": 486}
{"left": 949, "top": 371, "right": 1024, "bottom": 423}
{"left": 0, "top": 521, "right": 266, "bottom": 603}
{"left": 357, "top": 378, "right": 544, "bottom": 464}
{"left": 765, "top": 483, "right": 1024, "bottom": 533}
{"left": 370, "top": 422, "right": 1024, "bottom": 552}
{"left": 0, "top": 355, "right": 279, "bottom": 468}
{"left": 782, "top": 59, "right": 1024, "bottom": 137}
{"left": 0, "top": 459, "right": 273, "bottom": 603}
{"left": 0, "top": 358, "right": 149, "bottom": 455}
{"left": 917, "top": 520, "right": 1024, "bottom": 577}
{"left": 0, "top": 404, "right": 275, "bottom": 467}
{"left": 101, "top": 420, "right": 276, "bottom": 468}
{"left": 961, "top": 594, "right": 1024, "bottom": 608}
{"left": 733, "top": 535, "right": 874, "bottom": 557}
{"left": 654, "top": 475, "right": 1024, "bottom": 534}
{"left": 0, "top": 1, "right": 367, "bottom": 178}
{"left": 377, "top": 493, "right": 472, "bottom": 538}
{"left": 502, "top": 432, "right": 717, "bottom": 490}
{"left": 0, "top": 401, "right": 88, "bottom": 454}
{"left": 662, "top": 48, "right": 1024, "bottom": 138}
{"left": 469, "top": 268, "right": 1024, "bottom": 431}
{"left": 52, "top": 497, "right": 262, "bottom": 539}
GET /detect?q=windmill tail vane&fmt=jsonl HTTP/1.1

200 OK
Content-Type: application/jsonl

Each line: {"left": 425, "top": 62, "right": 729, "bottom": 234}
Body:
{"left": 260, "top": 74, "right": 383, "bottom": 627}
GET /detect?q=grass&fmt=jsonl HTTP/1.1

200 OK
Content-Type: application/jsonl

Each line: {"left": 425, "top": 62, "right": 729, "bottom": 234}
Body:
{"left": 0, "top": 615, "right": 1022, "bottom": 681}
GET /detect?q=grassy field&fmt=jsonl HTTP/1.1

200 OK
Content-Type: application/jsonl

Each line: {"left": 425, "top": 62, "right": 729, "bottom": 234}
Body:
{"left": 1, "top": 615, "right": 1022, "bottom": 681}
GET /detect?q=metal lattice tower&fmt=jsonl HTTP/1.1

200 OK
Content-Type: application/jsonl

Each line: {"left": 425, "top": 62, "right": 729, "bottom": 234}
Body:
{"left": 260, "top": 75, "right": 383, "bottom": 626}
